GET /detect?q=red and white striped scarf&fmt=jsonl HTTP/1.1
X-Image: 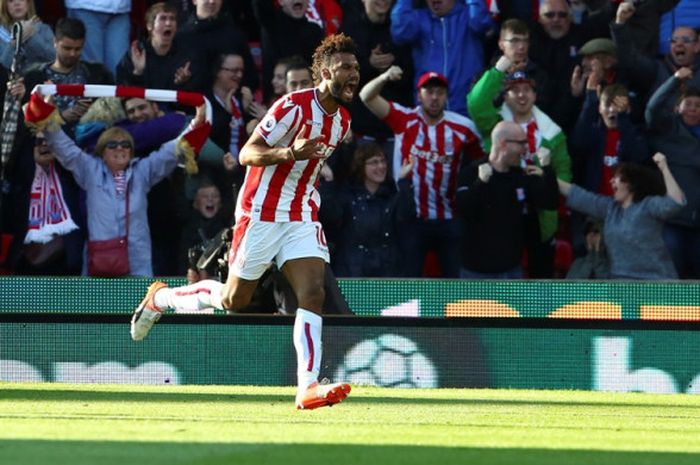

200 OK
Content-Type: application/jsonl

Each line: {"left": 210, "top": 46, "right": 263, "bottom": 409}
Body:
{"left": 24, "top": 161, "right": 78, "bottom": 244}
{"left": 24, "top": 84, "right": 212, "bottom": 174}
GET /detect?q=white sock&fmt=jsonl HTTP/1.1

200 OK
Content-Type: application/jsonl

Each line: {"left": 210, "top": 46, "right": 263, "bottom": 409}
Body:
{"left": 154, "top": 280, "right": 224, "bottom": 313}
{"left": 293, "top": 308, "right": 323, "bottom": 397}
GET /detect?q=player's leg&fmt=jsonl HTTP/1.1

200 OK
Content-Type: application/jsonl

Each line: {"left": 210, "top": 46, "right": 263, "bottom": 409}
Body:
{"left": 131, "top": 219, "right": 276, "bottom": 341}
{"left": 130, "top": 279, "right": 226, "bottom": 341}
{"left": 278, "top": 222, "right": 351, "bottom": 409}
{"left": 220, "top": 217, "right": 281, "bottom": 311}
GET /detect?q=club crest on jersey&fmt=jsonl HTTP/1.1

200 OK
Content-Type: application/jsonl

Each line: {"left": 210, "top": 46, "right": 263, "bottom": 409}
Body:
{"left": 282, "top": 98, "right": 295, "bottom": 109}
{"left": 261, "top": 114, "right": 276, "bottom": 132}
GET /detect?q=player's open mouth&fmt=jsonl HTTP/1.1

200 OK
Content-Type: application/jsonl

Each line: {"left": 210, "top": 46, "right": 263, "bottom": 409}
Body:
{"left": 292, "top": 1, "right": 305, "bottom": 13}
{"left": 162, "top": 28, "right": 174, "bottom": 38}
{"left": 343, "top": 83, "right": 357, "bottom": 99}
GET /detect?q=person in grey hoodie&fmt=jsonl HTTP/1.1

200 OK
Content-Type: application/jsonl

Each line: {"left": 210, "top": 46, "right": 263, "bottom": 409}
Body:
{"left": 646, "top": 66, "right": 700, "bottom": 278}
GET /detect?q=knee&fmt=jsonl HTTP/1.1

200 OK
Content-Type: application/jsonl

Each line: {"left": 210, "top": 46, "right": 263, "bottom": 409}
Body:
{"left": 296, "top": 285, "right": 325, "bottom": 312}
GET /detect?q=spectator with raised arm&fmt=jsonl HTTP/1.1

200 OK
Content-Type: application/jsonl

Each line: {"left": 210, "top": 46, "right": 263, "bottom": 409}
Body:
{"left": 612, "top": 1, "right": 700, "bottom": 115}
{"left": 558, "top": 153, "right": 685, "bottom": 280}
{"left": 645, "top": 67, "right": 700, "bottom": 278}
{"left": 23, "top": 90, "right": 209, "bottom": 277}
{"left": 468, "top": 54, "right": 572, "bottom": 277}
{"left": 361, "top": 65, "right": 484, "bottom": 277}
{"left": 491, "top": 18, "right": 555, "bottom": 121}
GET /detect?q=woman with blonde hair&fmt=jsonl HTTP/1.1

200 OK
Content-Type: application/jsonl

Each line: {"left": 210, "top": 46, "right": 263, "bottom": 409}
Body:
{"left": 40, "top": 106, "right": 206, "bottom": 277}
{"left": 0, "top": 0, "right": 54, "bottom": 68}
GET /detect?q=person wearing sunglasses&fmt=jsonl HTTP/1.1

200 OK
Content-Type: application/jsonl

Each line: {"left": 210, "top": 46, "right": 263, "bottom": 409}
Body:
{"left": 611, "top": 0, "right": 700, "bottom": 115}
{"left": 37, "top": 97, "right": 207, "bottom": 277}
{"left": 468, "top": 55, "right": 572, "bottom": 279}
{"left": 455, "top": 121, "right": 559, "bottom": 280}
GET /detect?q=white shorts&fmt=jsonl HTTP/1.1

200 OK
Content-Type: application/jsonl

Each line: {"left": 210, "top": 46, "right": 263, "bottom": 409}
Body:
{"left": 228, "top": 217, "right": 330, "bottom": 280}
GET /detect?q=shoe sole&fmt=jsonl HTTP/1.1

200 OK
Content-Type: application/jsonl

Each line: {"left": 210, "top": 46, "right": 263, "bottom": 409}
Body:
{"left": 297, "top": 383, "right": 351, "bottom": 410}
{"left": 130, "top": 282, "right": 166, "bottom": 341}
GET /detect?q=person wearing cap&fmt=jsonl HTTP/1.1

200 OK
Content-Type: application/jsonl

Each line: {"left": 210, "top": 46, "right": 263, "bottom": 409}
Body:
{"left": 360, "top": 65, "right": 484, "bottom": 278}
{"left": 455, "top": 121, "right": 559, "bottom": 279}
{"left": 490, "top": 19, "right": 555, "bottom": 123}
{"left": 390, "top": 0, "right": 494, "bottom": 117}
{"left": 571, "top": 38, "right": 618, "bottom": 97}
{"left": 467, "top": 54, "right": 572, "bottom": 278}
{"left": 611, "top": 1, "right": 700, "bottom": 115}
{"left": 572, "top": 35, "right": 649, "bottom": 124}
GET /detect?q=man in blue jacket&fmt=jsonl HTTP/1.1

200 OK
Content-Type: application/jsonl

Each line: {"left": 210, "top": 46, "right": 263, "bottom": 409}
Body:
{"left": 390, "top": 0, "right": 494, "bottom": 117}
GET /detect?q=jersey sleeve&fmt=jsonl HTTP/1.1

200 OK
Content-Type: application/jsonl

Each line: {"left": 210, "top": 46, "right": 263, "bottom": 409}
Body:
{"left": 382, "top": 101, "right": 410, "bottom": 135}
{"left": 256, "top": 95, "right": 302, "bottom": 147}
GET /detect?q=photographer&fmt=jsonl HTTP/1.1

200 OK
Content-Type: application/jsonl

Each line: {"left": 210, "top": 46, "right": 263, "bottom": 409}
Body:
{"left": 186, "top": 227, "right": 353, "bottom": 316}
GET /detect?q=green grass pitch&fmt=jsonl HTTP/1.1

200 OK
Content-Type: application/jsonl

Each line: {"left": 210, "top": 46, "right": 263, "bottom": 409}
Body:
{"left": 1, "top": 383, "right": 700, "bottom": 465}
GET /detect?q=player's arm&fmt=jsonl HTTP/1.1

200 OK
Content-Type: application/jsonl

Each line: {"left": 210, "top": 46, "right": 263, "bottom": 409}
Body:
{"left": 239, "top": 131, "right": 294, "bottom": 166}
{"left": 239, "top": 132, "right": 325, "bottom": 167}
{"left": 359, "top": 65, "right": 403, "bottom": 120}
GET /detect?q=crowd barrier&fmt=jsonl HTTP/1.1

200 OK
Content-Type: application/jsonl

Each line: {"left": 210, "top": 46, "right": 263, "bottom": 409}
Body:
{"left": 1, "top": 277, "right": 699, "bottom": 393}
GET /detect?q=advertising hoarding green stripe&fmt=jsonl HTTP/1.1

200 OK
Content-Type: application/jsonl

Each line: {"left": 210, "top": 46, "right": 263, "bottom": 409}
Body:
{"left": 2, "top": 277, "right": 700, "bottom": 320}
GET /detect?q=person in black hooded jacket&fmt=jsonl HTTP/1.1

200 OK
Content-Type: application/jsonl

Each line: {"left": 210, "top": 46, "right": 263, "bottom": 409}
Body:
{"left": 176, "top": 0, "right": 259, "bottom": 94}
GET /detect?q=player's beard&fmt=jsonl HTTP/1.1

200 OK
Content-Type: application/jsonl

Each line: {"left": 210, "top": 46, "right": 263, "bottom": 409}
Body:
{"left": 330, "top": 79, "right": 354, "bottom": 106}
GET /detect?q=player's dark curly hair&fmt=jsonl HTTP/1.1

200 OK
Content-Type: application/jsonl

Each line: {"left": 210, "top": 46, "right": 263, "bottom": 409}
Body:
{"left": 311, "top": 33, "right": 357, "bottom": 85}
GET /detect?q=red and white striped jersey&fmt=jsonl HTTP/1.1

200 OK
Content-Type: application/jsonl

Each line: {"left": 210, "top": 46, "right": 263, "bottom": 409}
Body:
{"left": 384, "top": 102, "right": 484, "bottom": 220}
{"left": 237, "top": 88, "right": 351, "bottom": 222}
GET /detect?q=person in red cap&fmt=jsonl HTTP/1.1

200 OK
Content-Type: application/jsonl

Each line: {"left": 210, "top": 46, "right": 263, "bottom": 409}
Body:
{"left": 360, "top": 64, "right": 484, "bottom": 278}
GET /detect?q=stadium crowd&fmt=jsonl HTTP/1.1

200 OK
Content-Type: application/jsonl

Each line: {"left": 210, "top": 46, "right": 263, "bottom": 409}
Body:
{"left": 1, "top": 0, "right": 699, "bottom": 280}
